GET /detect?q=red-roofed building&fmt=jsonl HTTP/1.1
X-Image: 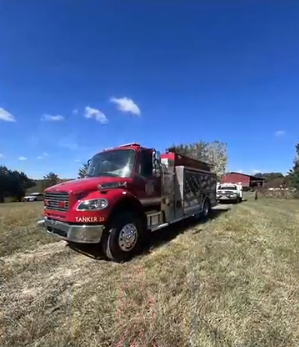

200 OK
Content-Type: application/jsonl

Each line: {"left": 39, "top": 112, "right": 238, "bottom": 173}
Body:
{"left": 221, "top": 172, "right": 265, "bottom": 189}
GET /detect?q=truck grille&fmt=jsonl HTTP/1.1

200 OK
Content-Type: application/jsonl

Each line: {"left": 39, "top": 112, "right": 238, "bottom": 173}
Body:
{"left": 44, "top": 191, "right": 69, "bottom": 212}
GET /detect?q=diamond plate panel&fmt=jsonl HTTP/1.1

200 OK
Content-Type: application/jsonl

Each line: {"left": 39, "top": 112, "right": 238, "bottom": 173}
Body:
{"left": 184, "top": 169, "right": 217, "bottom": 208}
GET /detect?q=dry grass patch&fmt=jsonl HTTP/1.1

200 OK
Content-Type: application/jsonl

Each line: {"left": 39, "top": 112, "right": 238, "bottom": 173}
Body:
{"left": 0, "top": 202, "right": 59, "bottom": 257}
{"left": 1, "top": 200, "right": 299, "bottom": 346}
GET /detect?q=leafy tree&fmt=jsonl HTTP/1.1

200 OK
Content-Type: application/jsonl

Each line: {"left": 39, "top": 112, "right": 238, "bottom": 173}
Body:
{"left": 168, "top": 141, "right": 207, "bottom": 160}
{"left": 205, "top": 141, "right": 228, "bottom": 179}
{"left": 78, "top": 162, "right": 89, "bottom": 179}
{"left": 255, "top": 172, "right": 284, "bottom": 180}
{"left": 0, "top": 166, "right": 35, "bottom": 202}
{"left": 9, "top": 170, "right": 35, "bottom": 200}
{"left": 254, "top": 172, "right": 286, "bottom": 188}
{"left": 43, "top": 172, "right": 60, "bottom": 188}
{"left": 0, "top": 166, "right": 10, "bottom": 202}
{"left": 287, "top": 143, "right": 299, "bottom": 189}
{"left": 168, "top": 140, "right": 228, "bottom": 179}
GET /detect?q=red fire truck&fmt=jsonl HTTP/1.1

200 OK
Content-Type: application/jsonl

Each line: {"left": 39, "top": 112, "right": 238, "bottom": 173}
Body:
{"left": 37, "top": 143, "right": 217, "bottom": 262}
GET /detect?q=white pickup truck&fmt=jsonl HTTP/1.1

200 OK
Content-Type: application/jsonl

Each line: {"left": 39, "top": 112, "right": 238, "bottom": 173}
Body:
{"left": 22, "top": 192, "right": 44, "bottom": 202}
{"left": 217, "top": 183, "right": 243, "bottom": 203}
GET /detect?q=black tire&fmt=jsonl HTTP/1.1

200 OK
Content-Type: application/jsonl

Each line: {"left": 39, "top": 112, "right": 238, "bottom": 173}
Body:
{"left": 239, "top": 197, "right": 242, "bottom": 203}
{"left": 202, "top": 198, "right": 211, "bottom": 219}
{"left": 101, "top": 211, "right": 145, "bottom": 262}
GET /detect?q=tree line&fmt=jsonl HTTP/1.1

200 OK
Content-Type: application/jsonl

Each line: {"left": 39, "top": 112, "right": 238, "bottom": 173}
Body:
{"left": 0, "top": 168, "right": 65, "bottom": 203}
{"left": 1, "top": 141, "right": 299, "bottom": 202}
{"left": 0, "top": 167, "right": 35, "bottom": 203}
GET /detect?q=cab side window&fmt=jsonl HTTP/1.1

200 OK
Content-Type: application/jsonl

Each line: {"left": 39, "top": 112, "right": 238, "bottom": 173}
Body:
{"left": 138, "top": 150, "right": 153, "bottom": 177}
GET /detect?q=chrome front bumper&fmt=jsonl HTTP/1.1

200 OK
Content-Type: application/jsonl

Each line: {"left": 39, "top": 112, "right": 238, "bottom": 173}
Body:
{"left": 37, "top": 218, "right": 104, "bottom": 243}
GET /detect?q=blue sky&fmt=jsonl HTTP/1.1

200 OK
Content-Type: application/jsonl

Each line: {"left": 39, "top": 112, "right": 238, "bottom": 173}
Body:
{"left": 1, "top": 0, "right": 299, "bottom": 178}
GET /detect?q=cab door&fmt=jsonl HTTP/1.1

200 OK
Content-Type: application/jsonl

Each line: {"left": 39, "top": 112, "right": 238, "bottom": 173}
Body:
{"left": 134, "top": 148, "right": 161, "bottom": 207}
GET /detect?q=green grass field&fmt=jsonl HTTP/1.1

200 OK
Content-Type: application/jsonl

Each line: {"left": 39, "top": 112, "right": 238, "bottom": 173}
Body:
{"left": 1, "top": 197, "right": 299, "bottom": 347}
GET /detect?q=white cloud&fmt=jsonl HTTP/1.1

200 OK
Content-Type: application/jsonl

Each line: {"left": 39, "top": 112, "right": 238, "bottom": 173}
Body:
{"left": 72, "top": 109, "right": 78, "bottom": 115}
{"left": 110, "top": 96, "right": 141, "bottom": 116}
{"left": 0, "top": 153, "right": 4, "bottom": 159}
{"left": 252, "top": 169, "right": 261, "bottom": 174}
{"left": 275, "top": 130, "right": 286, "bottom": 136}
{"left": 37, "top": 152, "right": 49, "bottom": 160}
{"left": 75, "top": 159, "right": 80, "bottom": 162}
{"left": 19, "top": 156, "right": 27, "bottom": 161}
{"left": 237, "top": 169, "right": 243, "bottom": 173}
{"left": 84, "top": 106, "right": 108, "bottom": 124}
{"left": 41, "top": 114, "right": 64, "bottom": 121}
{"left": 0, "top": 107, "right": 16, "bottom": 122}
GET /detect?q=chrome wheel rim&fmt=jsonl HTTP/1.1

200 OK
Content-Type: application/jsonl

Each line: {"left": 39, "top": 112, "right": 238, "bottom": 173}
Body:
{"left": 118, "top": 223, "right": 138, "bottom": 252}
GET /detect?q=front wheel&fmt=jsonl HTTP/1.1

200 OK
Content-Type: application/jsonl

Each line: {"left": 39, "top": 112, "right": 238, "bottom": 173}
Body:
{"left": 101, "top": 212, "right": 145, "bottom": 262}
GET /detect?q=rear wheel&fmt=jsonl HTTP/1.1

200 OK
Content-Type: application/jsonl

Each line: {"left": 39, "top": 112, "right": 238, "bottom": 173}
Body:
{"left": 101, "top": 211, "right": 145, "bottom": 262}
{"left": 202, "top": 198, "right": 211, "bottom": 219}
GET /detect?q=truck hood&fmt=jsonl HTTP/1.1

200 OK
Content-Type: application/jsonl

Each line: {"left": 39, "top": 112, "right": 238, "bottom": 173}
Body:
{"left": 46, "top": 176, "right": 129, "bottom": 194}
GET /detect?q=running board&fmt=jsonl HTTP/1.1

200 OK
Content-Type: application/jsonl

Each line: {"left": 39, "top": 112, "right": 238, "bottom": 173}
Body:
{"left": 146, "top": 211, "right": 188, "bottom": 231}
{"left": 150, "top": 223, "right": 169, "bottom": 232}
{"left": 148, "top": 213, "right": 201, "bottom": 232}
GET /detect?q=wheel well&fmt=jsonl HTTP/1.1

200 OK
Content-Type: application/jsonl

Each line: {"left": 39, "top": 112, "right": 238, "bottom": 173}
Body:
{"left": 106, "top": 197, "right": 146, "bottom": 228}
{"left": 202, "top": 195, "right": 211, "bottom": 209}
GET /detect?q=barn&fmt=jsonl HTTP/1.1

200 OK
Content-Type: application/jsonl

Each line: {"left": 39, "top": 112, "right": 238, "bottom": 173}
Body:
{"left": 221, "top": 172, "right": 265, "bottom": 190}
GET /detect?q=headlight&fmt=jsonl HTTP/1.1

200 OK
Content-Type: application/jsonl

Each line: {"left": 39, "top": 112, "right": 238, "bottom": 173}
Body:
{"left": 76, "top": 198, "right": 108, "bottom": 211}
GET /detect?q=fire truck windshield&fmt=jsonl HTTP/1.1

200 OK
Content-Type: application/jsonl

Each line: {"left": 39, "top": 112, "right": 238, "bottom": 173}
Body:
{"left": 86, "top": 149, "right": 135, "bottom": 178}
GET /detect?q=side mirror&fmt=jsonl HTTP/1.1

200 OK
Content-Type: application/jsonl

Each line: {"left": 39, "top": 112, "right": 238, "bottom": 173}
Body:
{"left": 152, "top": 150, "right": 161, "bottom": 177}
{"left": 87, "top": 159, "right": 91, "bottom": 166}
{"left": 154, "top": 150, "right": 161, "bottom": 162}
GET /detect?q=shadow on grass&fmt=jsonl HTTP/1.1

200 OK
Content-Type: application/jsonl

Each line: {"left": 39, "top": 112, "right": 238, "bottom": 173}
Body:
{"left": 146, "top": 206, "right": 230, "bottom": 251}
{"left": 67, "top": 205, "right": 231, "bottom": 261}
